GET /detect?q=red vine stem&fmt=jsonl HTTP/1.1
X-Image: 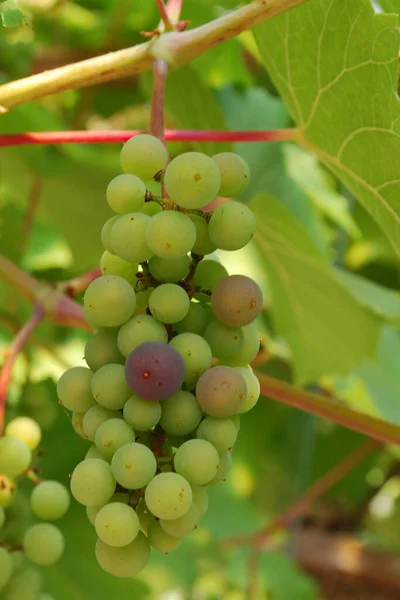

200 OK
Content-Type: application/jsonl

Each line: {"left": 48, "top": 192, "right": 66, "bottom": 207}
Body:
{"left": 0, "top": 129, "right": 297, "bottom": 147}
{"left": 156, "top": 0, "right": 173, "bottom": 30}
{"left": 58, "top": 267, "right": 101, "bottom": 297}
{"left": 150, "top": 60, "right": 168, "bottom": 145}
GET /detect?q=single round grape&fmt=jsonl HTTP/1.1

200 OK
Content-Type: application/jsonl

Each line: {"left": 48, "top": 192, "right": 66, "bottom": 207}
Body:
{"left": 83, "top": 404, "right": 122, "bottom": 442}
{"left": 212, "top": 152, "right": 250, "bottom": 197}
{"left": 84, "top": 328, "right": 124, "bottom": 371}
{"left": 106, "top": 174, "right": 146, "bottom": 214}
{"left": 164, "top": 152, "right": 221, "bottom": 209}
{"left": 208, "top": 200, "right": 256, "bottom": 251}
{"left": 85, "top": 445, "right": 103, "bottom": 460}
{"left": 174, "top": 439, "right": 219, "bottom": 486}
{"left": 23, "top": 524, "right": 64, "bottom": 566}
{"left": 1, "top": 566, "right": 42, "bottom": 600}
{"left": 71, "top": 411, "right": 87, "bottom": 439}
{"left": 30, "top": 480, "right": 70, "bottom": 520}
{"left": 111, "top": 443, "right": 156, "bottom": 489}
{"left": 196, "top": 366, "right": 247, "bottom": 417}
{"left": 0, "top": 475, "right": 15, "bottom": 507}
{"left": 135, "top": 499, "right": 155, "bottom": 533}
{"left": 149, "top": 284, "right": 190, "bottom": 324}
{"left": 230, "top": 414, "right": 241, "bottom": 431}
{"left": 146, "top": 210, "right": 196, "bottom": 259}
{"left": 204, "top": 320, "right": 244, "bottom": 360}
{"left": 95, "top": 502, "right": 140, "bottom": 547}
{"left": 5, "top": 417, "right": 41, "bottom": 451}
{"left": 0, "top": 437, "right": 31, "bottom": 478}
{"left": 159, "top": 390, "right": 202, "bottom": 436}
{"left": 95, "top": 531, "right": 150, "bottom": 578}
{"left": 57, "top": 366, "right": 94, "bottom": 413}
{"left": 118, "top": 314, "right": 168, "bottom": 358}
{"left": 235, "top": 366, "right": 260, "bottom": 413}
{"left": 160, "top": 502, "right": 200, "bottom": 538}
{"left": 175, "top": 302, "right": 209, "bottom": 336}
{"left": 223, "top": 323, "right": 260, "bottom": 366}
{"left": 100, "top": 251, "right": 138, "bottom": 283}
{"left": 140, "top": 200, "right": 163, "bottom": 216}
{"left": 110, "top": 213, "right": 153, "bottom": 263}
{"left": 84, "top": 275, "right": 136, "bottom": 328}
{"left": 190, "top": 214, "right": 216, "bottom": 255}
{"left": 125, "top": 341, "right": 185, "bottom": 401}
{"left": 169, "top": 333, "right": 212, "bottom": 384}
{"left": 70, "top": 459, "right": 116, "bottom": 507}
{"left": 193, "top": 260, "right": 228, "bottom": 298}
{"left": 147, "top": 520, "right": 182, "bottom": 553}
{"left": 123, "top": 395, "right": 162, "bottom": 431}
{"left": 0, "top": 506, "right": 5, "bottom": 528}
{"left": 91, "top": 363, "right": 131, "bottom": 410}
{"left": 208, "top": 450, "right": 232, "bottom": 485}
{"left": 192, "top": 486, "right": 209, "bottom": 516}
{"left": 86, "top": 492, "right": 129, "bottom": 526}
{"left": 211, "top": 275, "right": 263, "bottom": 327}
{"left": 101, "top": 215, "right": 119, "bottom": 252}
{"left": 148, "top": 255, "right": 191, "bottom": 283}
{"left": 196, "top": 416, "right": 237, "bottom": 453}
{"left": 95, "top": 419, "right": 135, "bottom": 461}
{"left": 0, "top": 548, "right": 12, "bottom": 589}
{"left": 120, "top": 134, "right": 168, "bottom": 180}
{"left": 145, "top": 472, "right": 192, "bottom": 520}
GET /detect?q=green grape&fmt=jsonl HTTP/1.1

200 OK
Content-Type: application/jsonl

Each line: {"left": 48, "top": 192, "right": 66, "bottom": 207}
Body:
{"left": 0, "top": 475, "right": 15, "bottom": 507}
{"left": 164, "top": 152, "right": 221, "bottom": 209}
{"left": 23, "top": 523, "right": 64, "bottom": 566}
{"left": 135, "top": 288, "right": 154, "bottom": 313}
{"left": 169, "top": 333, "right": 212, "bottom": 384}
{"left": 100, "top": 251, "right": 138, "bottom": 283}
{"left": 83, "top": 404, "right": 122, "bottom": 441}
{"left": 160, "top": 502, "right": 200, "bottom": 537}
{"left": 95, "top": 531, "right": 150, "bottom": 577}
{"left": 57, "top": 366, "right": 94, "bottom": 412}
{"left": 136, "top": 499, "right": 156, "bottom": 533}
{"left": 84, "top": 328, "right": 125, "bottom": 371}
{"left": 0, "top": 437, "right": 31, "bottom": 478}
{"left": 91, "top": 363, "right": 131, "bottom": 410}
{"left": 106, "top": 174, "right": 146, "bottom": 214}
{"left": 0, "top": 547, "right": 12, "bottom": 589}
{"left": 0, "top": 506, "right": 5, "bottom": 528}
{"left": 149, "top": 284, "right": 190, "bottom": 324}
{"left": 110, "top": 213, "right": 153, "bottom": 263}
{"left": 145, "top": 473, "right": 192, "bottom": 520}
{"left": 72, "top": 411, "right": 87, "bottom": 439}
{"left": 84, "top": 275, "right": 136, "bottom": 328}
{"left": 196, "top": 416, "right": 237, "bottom": 453}
{"left": 140, "top": 200, "right": 163, "bottom": 216}
{"left": 193, "top": 259, "right": 228, "bottom": 296}
{"left": 101, "top": 215, "right": 119, "bottom": 252}
{"left": 70, "top": 459, "right": 116, "bottom": 507}
{"left": 148, "top": 255, "right": 191, "bottom": 283}
{"left": 95, "top": 502, "right": 140, "bottom": 547}
{"left": 159, "top": 390, "right": 202, "bottom": 436}
{"left": 147, "top": 520, "right": 182, "bottom": 553}
{"left": 212, "top": 152, "right": 250, "bottom": 197}
{"left": 192, "top": 486, "right": 209, "bottom": 516}
{"left": 174, "top": 302, "right": 209, "bottom": 336}
{"left": 85, "top": 444, "right": 104, "bottom": 460}
{"left": 208, "top": 451, "right": 232, "bottom": 485}
{"left": 146, "top": 210, "right": 196, "bottom": 259}
{"left": 123, "top": 395, "right": 162, "bottom": 431}
{"left": 1, "top": 567, "right": 42, "bottom": 600}
{"left": 95, "top": 419, "right": 135, "bottom": 461}
{"left": 118, "top": 314, "right": 168, "bottom": 357}
{"left": 196, "top": 366, "right": 247, "bottom": 417}
{"left": 86, "top": 492, "right": 129, "bottom": 525}
{"left": 30, "top": 480, "right": 70, "bottom": 520}
{"left": 174, "top": 439, "right": 219, "bottom": 486}
{"left": 223, "top": 323, "right": 260, "bottom": 366}
{"left": 120, "top": 134, "right": 168, "bottom": 180}
{"left": 234, "top": 366, "right": 260, "bottom": 413}
{"left": 211, "top": 275, "right": 263, "bottom": 327}
{"left": 111, "top": 443, "right": 157, "bottom": 489}
{"left": 208, "top": 201, "right": 256, "bottom": 251}
{"left": 190, "top": 214, "right": 216, "bottom": 255}
{"left": 5, "top": 417, "right": 41, "bottom": 450}
{"left": 204, "top": 320, "right": 244, "bottom": 360}
{"left": 230, "top": 414, "right": 241, "bottom": 431}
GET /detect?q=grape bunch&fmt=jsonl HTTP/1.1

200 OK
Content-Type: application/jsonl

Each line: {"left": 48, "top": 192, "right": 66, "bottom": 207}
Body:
{"left": 59, "top": 134, "right": 263, "bottom": 578}
{"left": 0, "top": 416, "right": 69, "bottom": 599}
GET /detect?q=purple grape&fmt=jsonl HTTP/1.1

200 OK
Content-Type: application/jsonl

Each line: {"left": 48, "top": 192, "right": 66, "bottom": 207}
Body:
{"left": 125, "top": 342, "right": 185, "bottom": 401}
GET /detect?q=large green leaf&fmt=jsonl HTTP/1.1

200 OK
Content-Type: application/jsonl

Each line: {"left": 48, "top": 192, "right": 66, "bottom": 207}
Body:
{"left": 252, "top": 194, "right": 380, "bottom": 384}
{"left": 253, "top": 0, "right": 400, "bottom": 256}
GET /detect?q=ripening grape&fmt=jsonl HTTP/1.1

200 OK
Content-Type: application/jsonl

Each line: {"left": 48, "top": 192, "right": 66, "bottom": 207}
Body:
{"left": 85, "top": 445, "right": 103, "bottom": 460}
{"left": 91, "top": 363, "right": 131, "bottom": 410}
{"left": 118, "top": 314, "right": 168, "bottom": 358}
{"left": 120, "top": 134, "right": 168, "bottom": 180}
{"left": 174, "top": 302, "right": 209, "bottom": 336}
{"left": 212, "top": 152, "right": 250, "bottom": 197}
{"left": 110, "top": 213, "right": 153, "bottom": 263}
{"left": 208, "top": 201, "right": 256, "bottom": 250}
{"left": 0, "top": 548, "right": 12, "bottom": 589}
{"left": 0, "top": 475, "right": 15, "bottom": 507}
{"left": 1, "top": 566, "right": 42, "bottom": 600}
{"left": 5, "top": 416, "right": 41, "bottom": 450}
{"left": 149, "top": 284, "right": 190, "bottom": 324}
{"left": 30, "top": 480, "right": 70, "bottom": 520}
{"left": 189, "top": 214, "right": 216, "bottom": 255}
{"left": 95, "top": 419, "right": 135, "bottom": 461}
{"left": 204, "top": 320, "right": 244, "bottom": 360}
{"left": 146, "top": 210, "right": 196, "bottom": 259}
{"left": 101, "top": 215, "right": 119, "bottom": 252}
{"left": 148, "top": 255, "right": 191, "bottom": 283}
{"left": 159, "top": 390, "right": 202, "bottom": 436}
{"left": 174, "top": 439, "right": 219, "bottom": 486}
{"left": 196, "top": 366, "right": 247, "bottom": 417}
{"left": 0, "top": 437, "right": 31, "bottom": 478}
{"left": 196, "top": 416, "right": 238, "bottom": 453}
{"left": 72, "top": 411, "right": 87, "bottom": 439}
{"left": 140, "top": 201, "right": 163, "bottom": 216}
{"left": 106, "top": 174, "right": 146, "bottom": 214}
{"left": 193, "top": 259, "right": 228, "bottom": 297}
{"left": 100, "top": 251, "right": 138, "bottom": 283}
{"left": 164, "top": 152, "right": 221, "bottom": 209}
{"left": 169, "top": 333, "right": 212, "bottom": 384}
{"left": 145, "top": 472, "right": 192, "bottom": 520}
{"left": 123, "top": 395, "right": 162, "bottom": 431}
{"left": 208, "top": 451, "right": 232, "bottom": 485}
{"left": 57, "top": 366, "right": 95, "bottom": 413}
{"left": 211, "top": 275, "right": 263, "bottom": 327}
{"left": 84, "top": 328, "right": 125, "bottom": 371}
{"left": 160, "top": 502, "right": 200, "bottom": 538}
{"left": 111, "top": 443, "right": 157, "bottom": 489}
{"left": 70, "top": 459, "right": 116, "bottom": 507}
{"left": 23, "top": 523, "right": 64, "bottom": 566}
{"left": 223, "top": 323, "right": 260, "bottom": 367}
{"left": 0, "top": 506, "right": 5, "bottom": 528}
{"left": 235, "top": 366, "right": 260, "bottom": 413}
{"left": 136, "top": 499, "right": 156, "bottom": 533}
{"left": 125, "top": 341, "right": 185, "bottom": 401}
{"left": 95, "top": 502, "right": 140, "bottom": 547}
{"left": 192, "top": 486, "right": 209, "bottom": 516}
{"left": 230, "top": 414, "right": 241, "bottom": 431}
{"left": 95, "top": 531, "right": 151, "bottom": 578}
{"left": 83, "top": 275, "right": 136, "bottom": 328}
{"left": 83, "top": 404, "right": 122, "bottom": 442}
{"left": 86, "top": 492, "right": 129, "bottom": 526}
{"left": 147, "top": 520, "right": 182, "bottom": 553}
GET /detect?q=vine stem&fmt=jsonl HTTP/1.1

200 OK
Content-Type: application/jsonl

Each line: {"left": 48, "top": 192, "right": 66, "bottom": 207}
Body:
{"left": 150, "top": 60, "right": 168, "bottom": 144}
{"left": 58, "top": 267, "right": 101, "bottom": 296}
{"left": 155, "top": 0, "right": 173, "bottom": 30}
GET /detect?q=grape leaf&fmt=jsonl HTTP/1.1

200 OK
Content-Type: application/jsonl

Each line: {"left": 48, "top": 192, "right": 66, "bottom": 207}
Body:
{"left": 253, "top": 0, "right": 400, "bottom": 257}
{"left": 252, "top": 193, "right": 380, "bottom": 384}
{"left": 379, "top": 0, "right": 400, "bottom": 12}
{"left": 0, "top": 0, "right": 25, "bottom": 27}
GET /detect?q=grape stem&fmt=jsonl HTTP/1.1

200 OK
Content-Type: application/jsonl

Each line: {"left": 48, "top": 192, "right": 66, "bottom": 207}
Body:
{"left": 58, "top": 267, "right": 101, "bottom": 297}
{"left": 150, "top": 60, "right": 168, "bottom": 147}
{"left": 155, "top": 0, "right": 173, "bottom": 31}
